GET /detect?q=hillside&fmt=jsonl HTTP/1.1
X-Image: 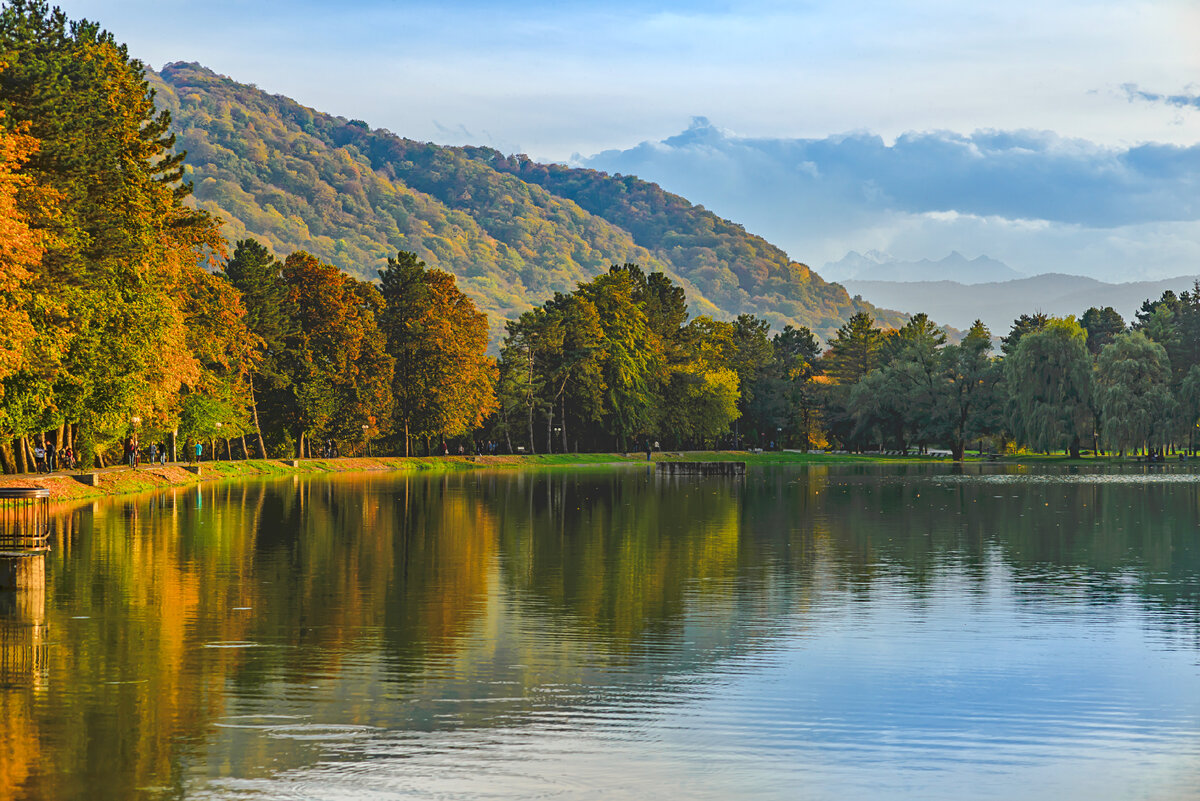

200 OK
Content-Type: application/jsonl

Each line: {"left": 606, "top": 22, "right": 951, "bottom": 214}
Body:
{"left": 149, "top": 62, "right": 903, "bottom": 343}
{"left": 843, "top": 273, "right": 1200, "bottom": 334}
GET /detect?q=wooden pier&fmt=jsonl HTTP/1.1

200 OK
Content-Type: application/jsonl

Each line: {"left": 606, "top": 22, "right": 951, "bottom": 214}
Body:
{"left": 0, "top": 487, "right": 51, "bottom": 591}
{"left": 656, "top": 461, "right": 746, "bottom": 476}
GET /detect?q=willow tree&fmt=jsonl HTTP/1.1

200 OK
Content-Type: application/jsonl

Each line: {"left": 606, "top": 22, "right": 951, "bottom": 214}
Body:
{"left": 379, "top": 251, "right": 495, "bottom": 455}
{"left": 1005, "top": 317, "right": 1092, "bottom": 457}
{"left": 1096, "top": 331, "right": 1174, "bottom": 455}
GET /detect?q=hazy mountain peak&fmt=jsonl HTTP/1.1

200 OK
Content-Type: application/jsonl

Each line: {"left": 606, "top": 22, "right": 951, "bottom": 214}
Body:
{"left": 823, "top": 251, "right": 1024, "bottom": 284}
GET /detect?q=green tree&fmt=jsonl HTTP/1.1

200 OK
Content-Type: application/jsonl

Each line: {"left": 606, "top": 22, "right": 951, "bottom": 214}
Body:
{"left": 1000, "top": 312, "right": 1048, "bottom": 357}
{"left": 1096, "top": 331, "right": 1175, "bottom": 454}
{"left": 1005, "top": 317, "right": 1092, "bottom": 457}
{"left": 1080, "top": 306, "right": 1126, "bottom": 355}
{"left": 221, "top": 238, "right": 292, "bottom": 456}
{"left": 936, "top": 320, "right": 1002, "bottom": 460}
{"left": 773, "top": 326, "right": 824, "bottom": 450}
{"left": 576, "top": 268, "right": 663, "bottom": 450}
{"left": 825, "top": 312, "right": 883, "bottom": 385}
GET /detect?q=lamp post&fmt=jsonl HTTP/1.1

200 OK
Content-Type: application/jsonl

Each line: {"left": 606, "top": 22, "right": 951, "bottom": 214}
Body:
{"left": 215, "top": 422, "right": 222, "bottom": 461}
{"left": 362, "top": 424, "right": 370, "bottom": 457}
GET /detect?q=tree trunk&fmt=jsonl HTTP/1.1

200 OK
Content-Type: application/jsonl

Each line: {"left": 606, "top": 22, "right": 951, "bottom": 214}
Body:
{"left": 561, "top": 394, "right": 568, "bottom": 453}
{"left": 240, "top": 433, "right": 248, "bottom": 460}
{"left": 298, "top": 430, "right": 305, "bottom": 459}
{"left": 527, "top": 404, "right": 536, "bottom": 455}
{"left": 952, "top": 439, "right": 965, "bottom": 461}
{"left": 13, "top": 439, "right": 25, "bottom": 473}
{"left": 545, "top": 407, "right": 553, "bottom": 454}
{"left": 249, "top": 377, "right": 267, "bottom": 459}
{"left": 404, "top": 420, "right": 410, "bottom": 457}
{"left": 1069, "top": 434, "right": 1081, "bottom": 460}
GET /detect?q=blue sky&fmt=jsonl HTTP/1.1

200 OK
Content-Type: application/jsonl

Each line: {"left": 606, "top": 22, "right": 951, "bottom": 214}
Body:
{"left": 62, "top": 0, "right": 1200, "bottom": 279}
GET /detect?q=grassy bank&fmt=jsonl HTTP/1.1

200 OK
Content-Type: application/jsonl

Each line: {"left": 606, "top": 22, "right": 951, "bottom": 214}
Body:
{"left": 0, "top": 449, "right": 1155, "bottom": 503}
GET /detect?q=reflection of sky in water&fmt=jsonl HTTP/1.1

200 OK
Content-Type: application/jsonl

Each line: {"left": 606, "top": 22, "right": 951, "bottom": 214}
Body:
{"left": 196, "top": 555, "right": 1200, "bottom": 800}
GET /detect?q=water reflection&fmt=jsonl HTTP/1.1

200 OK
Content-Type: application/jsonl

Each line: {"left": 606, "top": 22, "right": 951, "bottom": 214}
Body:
{"left": 0, "top": 465, "right": 1196, "bottom": 799}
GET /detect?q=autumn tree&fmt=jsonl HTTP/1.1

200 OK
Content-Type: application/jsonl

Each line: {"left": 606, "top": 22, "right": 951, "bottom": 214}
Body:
{"left": 0, "top": 0, "right": 222, "bottom": 466}
{"left": 379, "top": 251, "right": 495, "bottom": 455}
{"left": 281, "top": 252, "right": 394, "bottom": 457}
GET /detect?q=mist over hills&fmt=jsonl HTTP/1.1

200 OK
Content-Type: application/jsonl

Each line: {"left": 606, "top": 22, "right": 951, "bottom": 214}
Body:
{"left": 150, "top": 63, "right": 904, "bottom": 344}
{"left": 823, "top": 251, "right": 1024, "bottom": 284}
{"left": 843, "top": 274, "right": 1200, "bottom": 334}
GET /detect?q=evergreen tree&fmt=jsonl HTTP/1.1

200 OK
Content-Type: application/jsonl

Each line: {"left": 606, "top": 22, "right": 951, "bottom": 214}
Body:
{"left": 221, "top": 238, "right": 292, "bottom": 456}
{"left": 825, "top": 312, "right": 883, "bottom": 385}
{"left": 1080, "top": 306, "right": 1126, "bottom": 355}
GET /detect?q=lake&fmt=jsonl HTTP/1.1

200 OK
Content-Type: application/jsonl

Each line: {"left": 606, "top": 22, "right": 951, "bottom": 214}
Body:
{"left": 1, "top": 463, "right": 1198, "bottom": 799}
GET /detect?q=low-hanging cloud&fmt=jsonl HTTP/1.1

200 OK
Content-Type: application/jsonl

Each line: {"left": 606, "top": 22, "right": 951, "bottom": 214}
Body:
{"left": 578, "top": 119, "right": 1200, "bottom": 281}
{"left": 583, "top": 118, "right": 1200, "bottom": 229}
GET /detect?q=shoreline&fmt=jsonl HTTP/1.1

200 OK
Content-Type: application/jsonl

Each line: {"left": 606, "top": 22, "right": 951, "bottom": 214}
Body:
{"left": 0, "top": 451, "right": 1167, "bottom": 502}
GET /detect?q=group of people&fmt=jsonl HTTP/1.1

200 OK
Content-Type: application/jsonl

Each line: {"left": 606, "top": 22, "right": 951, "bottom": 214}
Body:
{"left": 124, "top": 436, "right": 169, "bottom": 468}
{"left": 31, "top": 442, "right": 75, "bottom": 473}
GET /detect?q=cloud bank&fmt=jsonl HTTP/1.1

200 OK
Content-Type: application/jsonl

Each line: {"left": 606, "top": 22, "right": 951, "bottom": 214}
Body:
{"left": 578, "top": 119, "right": 1200, "bottom": 282}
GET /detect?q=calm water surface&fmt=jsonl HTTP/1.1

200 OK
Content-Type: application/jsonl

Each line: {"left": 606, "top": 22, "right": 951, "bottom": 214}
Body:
{"left": 2, "top": 463, "right": 1199, "bottom": 800}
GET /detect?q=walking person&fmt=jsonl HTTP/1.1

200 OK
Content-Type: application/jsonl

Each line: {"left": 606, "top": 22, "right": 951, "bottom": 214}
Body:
{"left": 33, "top": 442, "right": 46, "bottom": 474}
{"left": 46, "top": 443, "right": 56, "bottom": 473}
{"left": 158, "top": 441, "right": 167, "bottom": 465}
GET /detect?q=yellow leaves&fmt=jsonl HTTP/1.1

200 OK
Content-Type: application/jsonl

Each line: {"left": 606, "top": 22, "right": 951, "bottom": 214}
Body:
{"left": 0, "top": 112, "right": 44, "bottom": 387}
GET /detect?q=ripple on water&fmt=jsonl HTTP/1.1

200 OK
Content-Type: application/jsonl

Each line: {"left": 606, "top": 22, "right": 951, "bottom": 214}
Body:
{"left": 937, "top": 472, "right": 1200, "bottom": 485}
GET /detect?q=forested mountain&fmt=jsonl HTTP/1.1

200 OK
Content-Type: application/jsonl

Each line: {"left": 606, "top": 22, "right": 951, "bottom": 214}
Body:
{"left": 149, "top": 62, "right": 902, "bottom": 342}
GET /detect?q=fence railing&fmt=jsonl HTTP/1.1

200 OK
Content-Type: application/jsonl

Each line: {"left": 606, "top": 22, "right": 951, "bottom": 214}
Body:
{"left": 0, "top": 488, "right": 51, "bottom": 552}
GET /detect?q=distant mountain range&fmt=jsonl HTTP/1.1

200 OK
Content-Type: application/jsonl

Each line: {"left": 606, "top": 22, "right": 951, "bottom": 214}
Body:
{"left": 842, "top": 274, "right": 1200, "bottom": 335}
{"left": 149, "top": 63, "right": 905, "bottom": 344}
{"left": 823, "top": 251, "right": 1024, "bottom": 284}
